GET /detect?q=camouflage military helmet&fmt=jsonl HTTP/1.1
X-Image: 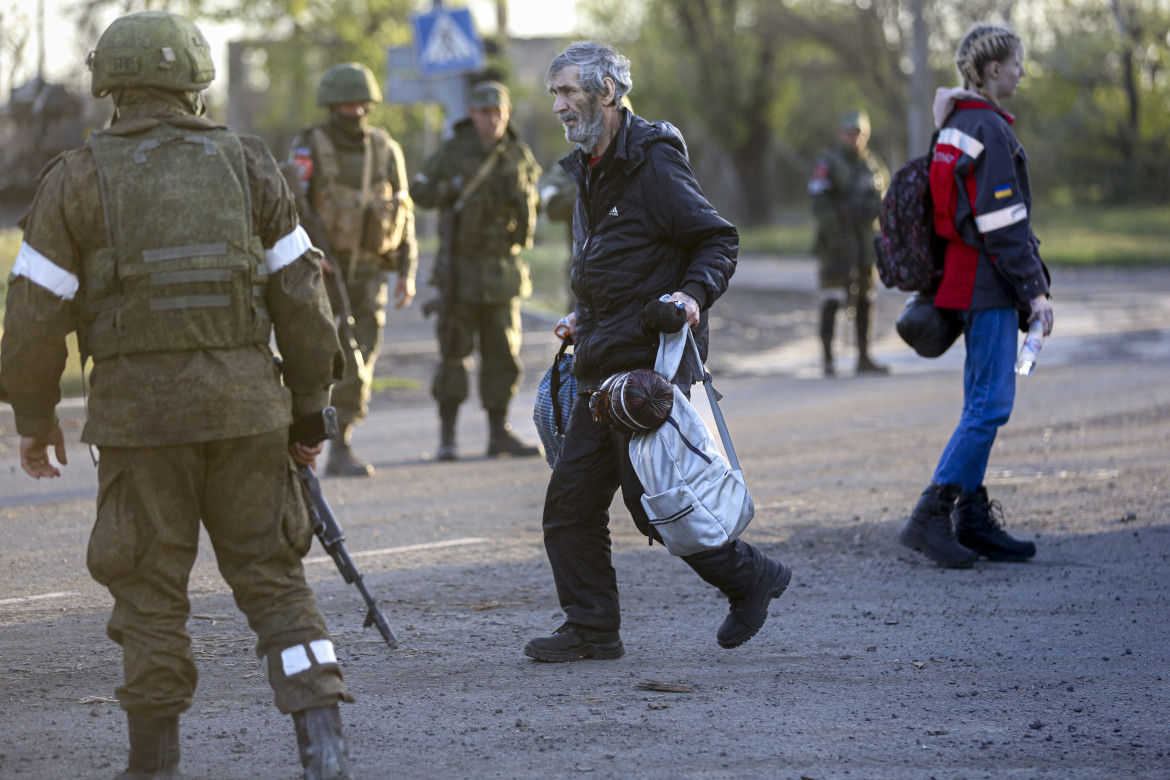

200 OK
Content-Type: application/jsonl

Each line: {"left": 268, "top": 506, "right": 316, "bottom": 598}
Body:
{"left": 87, "top": 11, "right": 215, "bottom": 98}
{"left": 317, "top": 63, "right": 383, "bottom": 106}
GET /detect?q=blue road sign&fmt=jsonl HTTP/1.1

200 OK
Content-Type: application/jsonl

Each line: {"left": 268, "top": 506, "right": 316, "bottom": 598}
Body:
{"left": 411, "top": 6, "right": 486, "bottom": 77}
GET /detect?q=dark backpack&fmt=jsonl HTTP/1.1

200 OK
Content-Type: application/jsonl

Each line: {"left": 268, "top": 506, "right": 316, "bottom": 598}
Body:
{"left": 873, "top": 133, "right": 946, "bottom": 292}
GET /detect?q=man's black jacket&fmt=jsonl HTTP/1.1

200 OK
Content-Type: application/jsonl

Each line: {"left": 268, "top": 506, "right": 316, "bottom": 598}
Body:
{"left": 560, "top": 108, "right": 738, "bottom": 387}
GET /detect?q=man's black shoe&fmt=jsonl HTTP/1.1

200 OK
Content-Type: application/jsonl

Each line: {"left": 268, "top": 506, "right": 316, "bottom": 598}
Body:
{"left": 717, "top": 558, "right": 792, "bottom": 649}
{"left": 523, "top": 622, "right": 624, "bottom": 662}
{"left": 955, "top": 487, "right": 1037, "bottom": 561}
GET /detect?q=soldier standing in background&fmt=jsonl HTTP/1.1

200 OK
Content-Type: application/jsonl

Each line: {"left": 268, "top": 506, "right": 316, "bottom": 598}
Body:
{"left": 0, "top": 12, "right": 355, "bottom": 779}
{"left": 808, "top": 110, "right": 890, "bottom": 376}
{"left": 539, "top": 162, "right": 579, "bottom": 311}
{"left": 289, "top": 62, "right": 417, "bottom": 477}
{"left": 411, "top": 81, "right": 542, "bottom": 461}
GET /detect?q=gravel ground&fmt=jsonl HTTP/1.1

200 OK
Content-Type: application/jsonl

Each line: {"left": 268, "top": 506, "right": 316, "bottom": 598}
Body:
{"left": 1, "top": 263, "right": 1167, "bottom": 779}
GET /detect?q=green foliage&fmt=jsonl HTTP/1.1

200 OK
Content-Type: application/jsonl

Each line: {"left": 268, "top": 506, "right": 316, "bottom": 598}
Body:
{"left": 1032, "top": 203, "right": 1170, "bottom": 266}
{"left": 577, "top": 0, "right": 1170, "bottom": 218}
{"left": 736, "top": 218, "right": 816, "bottom": 257}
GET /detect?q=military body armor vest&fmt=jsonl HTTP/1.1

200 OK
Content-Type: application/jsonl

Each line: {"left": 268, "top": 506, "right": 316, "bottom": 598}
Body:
{"left": 80, "top": 123, "right": 270, "bottom": 359}
{"left": 309, "top": 127, "right": 406, "bottom": 257}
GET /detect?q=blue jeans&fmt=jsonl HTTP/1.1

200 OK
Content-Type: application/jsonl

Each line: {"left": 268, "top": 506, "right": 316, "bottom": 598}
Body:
{"left": 932, "top": 307, "right": 1018, "bottom": 492}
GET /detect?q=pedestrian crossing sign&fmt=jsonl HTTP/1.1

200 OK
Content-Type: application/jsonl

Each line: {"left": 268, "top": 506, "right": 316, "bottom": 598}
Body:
{"left": 411, "top": 6, "right": 486, "bottom": 77}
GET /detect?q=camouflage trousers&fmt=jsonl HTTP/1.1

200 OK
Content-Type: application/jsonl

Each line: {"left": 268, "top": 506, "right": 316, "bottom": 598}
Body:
{"left": 331, "top": 262, "right": 389, "bottom": 427}
{"left": 88, "top": 430, "right": 351, "bottom": 717}
{"left": 432, "top": 298, "right": 522, "bottom": 412}
{"left": 819, "top": 258, "right": 877, "bottom": 306}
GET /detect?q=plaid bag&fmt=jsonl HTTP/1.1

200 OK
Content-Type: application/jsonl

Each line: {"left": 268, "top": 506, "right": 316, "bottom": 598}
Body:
{"left": 533, "top": 338, "right": 576, "bottom": 468}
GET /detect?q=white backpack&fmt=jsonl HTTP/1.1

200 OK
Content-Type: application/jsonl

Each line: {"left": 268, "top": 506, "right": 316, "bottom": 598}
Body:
{"left": 628, "top": 327, "right": 754, "bottom": 556}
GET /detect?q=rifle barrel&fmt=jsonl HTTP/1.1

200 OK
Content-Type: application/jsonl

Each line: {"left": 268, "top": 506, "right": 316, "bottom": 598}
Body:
{"left": 298, "top": 466, "right": 397, "bottom": 649}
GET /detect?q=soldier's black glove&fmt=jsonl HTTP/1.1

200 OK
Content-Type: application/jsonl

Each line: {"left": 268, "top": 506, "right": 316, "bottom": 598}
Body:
{"left": 642, "top": 298, "right": 688, "bottom": 333}
{"left": 289, "top": 407, "right": 339, "bottom": 447}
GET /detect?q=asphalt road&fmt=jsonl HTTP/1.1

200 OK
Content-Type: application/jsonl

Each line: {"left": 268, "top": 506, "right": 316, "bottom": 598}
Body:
{"left": 1, "top": 261, "right": 1168, "bottom": 779}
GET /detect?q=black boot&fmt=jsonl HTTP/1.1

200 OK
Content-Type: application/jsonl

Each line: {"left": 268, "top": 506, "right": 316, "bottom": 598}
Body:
{"left": 523, "top": 622, "right": 624, "bottom": 662}
{"left": 955, "top": 487, "right": 1037, "bottom": 561}
{"left": 293, "top": 704, "right": 354, "bottom": 780}
{"left": 437, "top": 403, "right": 459, "bottom": 461}
{"left": 855, "top": 297, "right": 889, "bottom": 374}
{"left": 685, "top": 540, "right": 792, "bottom": 649}
{"left": 820, "top": 299, "right": 839, "bottom": 377}
{"left": 325, "top": 424, "right": 374, "bottom": 478}
{"left": 898, "top": 483, "right": 977, "bottom": 568}
{"left": 487, "top": 409, "right": 541, "bottom": 458}
{"left": 114, "top": 714, "right": 181, "bottom": 780}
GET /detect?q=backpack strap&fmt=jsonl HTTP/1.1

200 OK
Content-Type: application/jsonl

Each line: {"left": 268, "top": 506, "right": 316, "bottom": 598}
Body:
{"left": 654, "top": 323, "right": 690, "bottom": 379}
{"left": 685, "top": 329, "right": 742, "bottom": 472}
{"left": 654, "top": 327, "right": 743, "bottom": 473}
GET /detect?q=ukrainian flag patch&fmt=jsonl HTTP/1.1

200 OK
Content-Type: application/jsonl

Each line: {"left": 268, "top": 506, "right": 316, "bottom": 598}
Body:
{"left": 994, "top": 184, "right": 1013, "bottom": 199}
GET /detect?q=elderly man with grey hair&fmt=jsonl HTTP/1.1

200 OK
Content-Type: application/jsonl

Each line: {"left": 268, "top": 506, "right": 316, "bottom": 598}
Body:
{"left": 524, "top": 41, "right": 793, "bottom": 662}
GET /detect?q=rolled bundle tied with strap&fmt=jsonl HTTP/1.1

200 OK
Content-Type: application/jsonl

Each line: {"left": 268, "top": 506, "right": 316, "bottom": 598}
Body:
{"left": 590, "top": 368, "right": 674, "bottom": 434}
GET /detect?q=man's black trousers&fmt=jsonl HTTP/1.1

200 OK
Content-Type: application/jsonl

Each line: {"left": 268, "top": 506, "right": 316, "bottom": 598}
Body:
{"left": 541, "top": 389, "right": 771, "bottom": 631}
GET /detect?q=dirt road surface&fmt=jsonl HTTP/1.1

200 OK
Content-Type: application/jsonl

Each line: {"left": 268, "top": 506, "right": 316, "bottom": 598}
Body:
{"left": 1, "top": 261, "right": 1168, "bottom": 779}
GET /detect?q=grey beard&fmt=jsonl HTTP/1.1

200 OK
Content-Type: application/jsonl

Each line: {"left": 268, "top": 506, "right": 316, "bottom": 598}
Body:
{"left": 561, "top": 107, "right": 604, "bottom": 151}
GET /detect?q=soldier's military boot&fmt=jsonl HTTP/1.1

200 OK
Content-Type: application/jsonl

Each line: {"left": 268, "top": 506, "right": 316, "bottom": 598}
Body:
{"left": 292, "top": 704, "right": 354, "bottom": 780}
{"left": 437, "top": 403, "right": 459, "bottom": 461}
{"left": 487, "top": 410, "right": 541, "bottom": 458}
{"left": 855, "top": 297, "right": 890, "bottom": 374}
{"left": 325, "top": 425, "right": 374, "bottom": 478}
{"left": 820, "top": 299, "right": 838, "bottom": 377}
{"left": 955, "top": 486, "right": 1037, "bottom": 562}
{"left": 114, "top": 714, "right": 181, "bottom": 780}
{"left": 899, "top": 483, "right": 977, "bottom": 568}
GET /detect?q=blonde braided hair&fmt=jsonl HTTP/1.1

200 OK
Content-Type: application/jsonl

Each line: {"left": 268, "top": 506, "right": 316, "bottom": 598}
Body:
{"left": 955, "top": 24, "right": 1022, "bottom": 95}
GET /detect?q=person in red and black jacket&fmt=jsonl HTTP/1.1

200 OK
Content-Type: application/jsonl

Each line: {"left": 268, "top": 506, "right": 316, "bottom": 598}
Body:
{"left": 898, "top": 23, "right": 1054, "bottom": 569}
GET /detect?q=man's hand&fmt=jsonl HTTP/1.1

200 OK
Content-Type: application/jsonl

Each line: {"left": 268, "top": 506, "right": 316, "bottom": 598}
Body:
{"left": 290, "top": 441, "right": 325, "bottom": 470}
{"left": 666, "top": 291, "right": 700, "bottom": 327}
{"left": 21, "top": 425, "right": 67, "bottom": 479}
{"left": 1028, "top": 295, "right": 1054, "bottom": 337}
{"left": 561, "top": 311, "right": 577, "bottom": 339}
{"left": 395, "top": 275, "right": 416, "bottom": 309}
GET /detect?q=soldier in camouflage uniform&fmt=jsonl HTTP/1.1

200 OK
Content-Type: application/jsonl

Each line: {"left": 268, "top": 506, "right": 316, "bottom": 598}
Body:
{"left": 539, "top": 161, "right": 579, "bottom": 311}
{"left": 809, "top": 110, "right": 891, "bottom": 376}
{"left": 0, "top": 12, "right": 355, "bottom": 780}
{"left": 411, "top": 81, "right": 542, "bottom": 461}
{"left": 289, "top": 63, "right": 417, "bottom": 477}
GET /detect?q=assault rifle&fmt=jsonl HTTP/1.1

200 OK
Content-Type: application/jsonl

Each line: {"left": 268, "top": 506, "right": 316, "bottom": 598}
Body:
{"left": 289, "top": 407, "right": 398, "bottom": 648}
{"left": 279, "top": 162, "right": 370, "bottom": 387}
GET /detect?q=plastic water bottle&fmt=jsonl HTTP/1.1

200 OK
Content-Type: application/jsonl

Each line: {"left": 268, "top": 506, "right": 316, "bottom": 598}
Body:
{"left": 1015, "top": 319, "right": 1045, "bottom": 376}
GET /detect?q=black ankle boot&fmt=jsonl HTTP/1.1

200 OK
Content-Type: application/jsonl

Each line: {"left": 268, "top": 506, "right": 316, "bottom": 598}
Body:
{"left": 820, "top": 299, "right": 838, "bottom": 377}
{"left": 523, "top": 622, "right": 624, "bottom": 662}
{"left": 437, "top": 403, "right": 459, "bottom": 461}
{"left": 855, "top": 298, "right": 889, "bottom": 374}
{"left": 325, "top": 424, "right": 374, "bottom": 478}
{"left": 899, "top": 483, "right": 977, "bottom": 568}
{"left": 115, "top": 714, "right": 181, "bottom": 779}
{"left": 293, "top": 704, "right": 354, "bottom": 780}
{"left": 684, "top": 540, "right": 792, "bottom": 649}
{"left": 487, "top": 410, "right": 541, "bottom": 457}
{"left": 955, "top": 487, "right": 1036, "bottom": 561}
